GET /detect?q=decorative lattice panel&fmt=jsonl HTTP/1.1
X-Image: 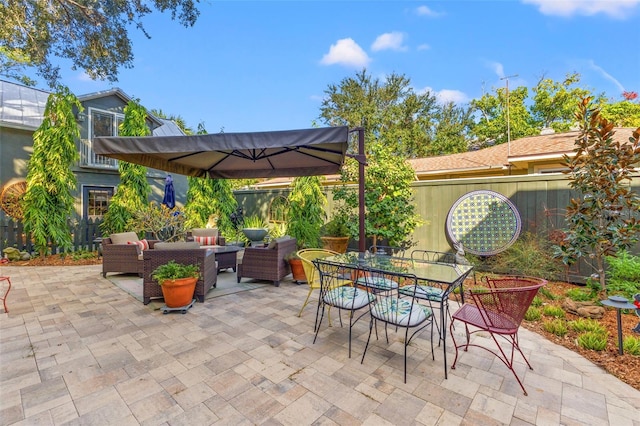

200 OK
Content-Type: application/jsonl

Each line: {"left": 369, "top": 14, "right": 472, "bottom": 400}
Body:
{"left": 446, "top": 190, "right": 522, "bottom": 256}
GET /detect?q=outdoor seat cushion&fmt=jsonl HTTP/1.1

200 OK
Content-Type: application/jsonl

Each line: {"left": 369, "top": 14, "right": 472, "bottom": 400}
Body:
{"left": 399, "top": 285, "right": 444, "bottom": 302}
{"left": 371, "top": 297, "right": 432, "bottom": 326}
{"left": 154, "top": 241, "right": 200, "bottom": 250}
{"left": 324, "top": 286, "right": 373, "bottom": 310}
{"left": 356, "top": 276, "right": 399, "bottom": 292}
{"left": 191, "top": 228, "right": 219, "bottom": 237}
{"left": 110, "top": 232, "right": 139, "bottom": 245}
{"left": 194, "top": 235, "right": 219, "bottom": 246}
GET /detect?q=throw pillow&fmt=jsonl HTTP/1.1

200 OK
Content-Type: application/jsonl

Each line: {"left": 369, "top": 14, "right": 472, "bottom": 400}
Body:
{"left": 128, "top": 239, "right": 149, "bottom": 250}
{"left": 194, "top": 235, "right": 217, "bottom": 246}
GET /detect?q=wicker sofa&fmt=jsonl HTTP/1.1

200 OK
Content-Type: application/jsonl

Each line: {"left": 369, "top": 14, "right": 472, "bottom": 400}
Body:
{"left": 237, "top": 237, "right": 297, "bottom": 287}
{"left": 142, "top": 241, "right": 218, "bottom": 305}
{"left": 102, "top": 232, "right": 160, "bottom": 278}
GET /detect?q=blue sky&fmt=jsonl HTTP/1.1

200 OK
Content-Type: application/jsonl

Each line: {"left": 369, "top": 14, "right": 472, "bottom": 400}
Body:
{"left": 50, "top": 0, "right": 640, "bottom": 133}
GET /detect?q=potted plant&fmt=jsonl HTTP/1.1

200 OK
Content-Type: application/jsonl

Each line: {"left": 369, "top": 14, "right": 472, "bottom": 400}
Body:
{"left": 321, "top": 214, "right": 350, "bottom": 253}
{"left": 151, "top": 260, "right": 200, "bottom": 308}
{"left": 285, "top": 251, "right": 307, "bottom": 284}
{"left": 241, "top": 214, "right": 269, "bottom": 246}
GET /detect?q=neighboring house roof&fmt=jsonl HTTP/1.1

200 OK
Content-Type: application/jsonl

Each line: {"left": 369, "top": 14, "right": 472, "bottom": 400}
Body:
{"left": 0, "top": 79, "right": 182, "bottom": 135}
{"left": 409, "top": 127, "right": 636, "bottom": 178}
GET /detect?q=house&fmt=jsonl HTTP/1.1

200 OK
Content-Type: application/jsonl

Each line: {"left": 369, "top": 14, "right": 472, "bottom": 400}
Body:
{"left": 0, "top": 79, "right": 188, "bottom": 222}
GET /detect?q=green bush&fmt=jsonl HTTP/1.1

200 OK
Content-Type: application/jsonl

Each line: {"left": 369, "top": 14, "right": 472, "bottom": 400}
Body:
{"left": 538, "top": 286, "right": 557, "bottom": 300}
{"left": 530, "top": 296, "right": 543, "bottom": 307}
{"left": 542, "top": 319, "right": 568, "bottom": 336}
{"left": 524, "top": 307, "right": 542, "bottom": 321}
{"left": 577, "top": 331, "right": 608, "bottom": 351}
{"left": 483, "top": 231, "right": 564, "bottom": 279}
{"left": 564, "top": 287, "right": 594, "bottom": 302}
{"left": 542, "top": 305, "right": 566, "bottom": 318}
{"left": 605, "top": 251, "right": 640, "bottom": 299}
{"left": 623, "top": 336, "right": 640, "bottom": 355}
{"left": 569, "top": 318, "right": 606, "bottom": 335}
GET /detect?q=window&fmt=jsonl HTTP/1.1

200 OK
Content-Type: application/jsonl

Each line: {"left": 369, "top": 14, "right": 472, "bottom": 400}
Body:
{"left": 269, "top": 196, "right": 289, "bottom": 223}
{"left": 83, "top": 186, "right": 114, "bottom": 220}
{"left": 87, "top": 108, "right": 123, "bottom": 167}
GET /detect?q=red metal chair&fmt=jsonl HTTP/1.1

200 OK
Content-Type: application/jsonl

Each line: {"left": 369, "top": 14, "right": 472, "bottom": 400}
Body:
{"left": 449, "top": 276, "right": 547, "bottom": 395}
{"left": 0, "top": 275, "right": 11, "bottom": 313}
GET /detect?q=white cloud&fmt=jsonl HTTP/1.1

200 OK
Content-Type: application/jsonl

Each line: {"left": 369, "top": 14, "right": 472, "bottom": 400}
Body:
{"left": 417, "top": 43, "right": 431, "bottom": 51}
{"left": 419, "top": 86, "right": 469, "bottom": 104}
{"left": 588, "top": 60, "right": 625, "bottom": 92}
{"left": 416, "top": 5, "right": 444, "bottom": 17}
{"left": 77, "top": 72, "right": 93, "bottom": 82}
{"left": 320, "top": 38, "right": 371, "bottom": 68}
{"left": 522, "top": 0, "right": 639, "bottom": 19}
{"left": 371, "top": 32, "right": 408, "bottom": 52}
{"left": 487, "top": 61, "right": 505, "bottom": 79}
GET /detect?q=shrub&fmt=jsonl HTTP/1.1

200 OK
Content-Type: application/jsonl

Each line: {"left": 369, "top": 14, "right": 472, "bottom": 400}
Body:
{"left": 569, "top": 318, "right": 607, "bottom": 335}
{"left": 542, "top": 319, "right": 568, "bottom": 336}
{"left": 542, "top": 305, "right": 566, "bottom": 318}
{"left": 483, "top": 231, "right": 564, "bottom": 279}
{"left": 538, "top": 286, "right": 557, "bottom": 300}
{"left": 577, "top": 331, "right": 608, "bottom": 351}
{"left": 605, "top": 251, "right": 640, "bottom": 299}
{"left": 531, "top": 296, "right": 543, "bottom": 307}
{"left": 524, "top": 307, "right": 542, "bottom": 321}
{"left": 623, "top": 336, "right": 640, "bottom": 355}
{"left": 565, "top": 287, "right": 594, "bottom": 302}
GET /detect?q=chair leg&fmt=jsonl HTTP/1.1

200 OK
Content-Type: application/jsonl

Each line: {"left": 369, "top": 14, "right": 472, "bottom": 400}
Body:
{"left": 298, "top": 288, "right": 314, "bottom": 317}
{"left": 361, "top": 318, "right": 374, "bottom": 365}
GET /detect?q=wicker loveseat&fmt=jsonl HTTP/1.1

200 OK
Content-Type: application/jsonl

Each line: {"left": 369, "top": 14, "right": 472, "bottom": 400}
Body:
{"left": 102, "top": 232, "right": 160, "bottom": 278}
{"left": 186, "top": 228, "right": 226, "bottom": 248}
{"left": 142, "top": 241, "right": 218, "bottom": 305}
{"left": 237, "top": 237, "right": 297, "bottom": 287}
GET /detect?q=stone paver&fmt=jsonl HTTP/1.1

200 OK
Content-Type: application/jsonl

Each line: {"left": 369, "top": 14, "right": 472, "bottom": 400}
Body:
{"left": 0, "top": 264, "right": 639, "bottom": 425}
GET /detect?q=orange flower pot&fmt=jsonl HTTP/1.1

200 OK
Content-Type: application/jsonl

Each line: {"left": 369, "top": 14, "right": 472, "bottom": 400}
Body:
{"left": 288, "top": 258, "right": 307, "bottom": 283}
{"left": 160, "top": 277, "right": 198, "bottom": 308}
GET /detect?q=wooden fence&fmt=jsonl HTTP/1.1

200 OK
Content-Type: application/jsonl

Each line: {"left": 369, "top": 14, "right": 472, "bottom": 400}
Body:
{"left": 0, "top": 218, "right": 103, "bottom": 254}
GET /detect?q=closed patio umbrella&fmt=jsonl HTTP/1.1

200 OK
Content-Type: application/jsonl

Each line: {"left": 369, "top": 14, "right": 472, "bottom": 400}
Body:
{"left": 162, "top": 174, "right": 175, "bottom": 209}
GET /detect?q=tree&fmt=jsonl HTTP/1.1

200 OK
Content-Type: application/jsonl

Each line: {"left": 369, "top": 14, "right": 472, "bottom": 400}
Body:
{"left": 319, "top": 69, "right": 440, "bottom": 158}
{"left": 182, "top": 123, "right": 238, "bottom": 236}
{"left": 555, "top": 98, "right": 640, "bottom": 291}
{"left": 22, "top": 86, "right": 81, "bottom": 256}
{"left": 100, "top": 100, "right": 151, "bottom": 235}
{"left": 334, "top": 142, "right": 422, "bottom": 248}
{"left": 600, "top": 99, "right": 640, "bottom": 127}
{"left": 0, "top": 0, "right": 200, "bottom": 86}
{"left": 530, "top": 73, "right": 593, "bottom": 131}
{"left": 287, "top": 176, "right": 326, "bottom": 249}
{"left": 429, "top": 102, "right": 474, "bottom": 155}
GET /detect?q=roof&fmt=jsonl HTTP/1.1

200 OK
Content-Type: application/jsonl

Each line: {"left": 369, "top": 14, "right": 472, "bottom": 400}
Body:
{"left": 408, "top": 127, "right": 637, "bottom": 177}
{"left": 0, "top": 80, "right": 181, "bottom": 135}
{"left": 0, "top": 80, "right": 50, "bottom": 130}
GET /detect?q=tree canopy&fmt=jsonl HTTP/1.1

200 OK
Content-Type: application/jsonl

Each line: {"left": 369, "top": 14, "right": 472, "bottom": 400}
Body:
{"left": 0, "top": 0, "right": 200, "bottom": 86}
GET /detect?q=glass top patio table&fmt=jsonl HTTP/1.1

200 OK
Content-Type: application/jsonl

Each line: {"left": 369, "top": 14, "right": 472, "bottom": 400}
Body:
{"left": 321, "top": 252, "right": 473, "bottom": 284}
{"left": 317, "top": 251, "right": 474, "bottom": 380}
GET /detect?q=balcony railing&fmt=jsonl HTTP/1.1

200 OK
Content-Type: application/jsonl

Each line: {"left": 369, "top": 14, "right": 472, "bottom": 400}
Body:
{"left": 78, "top": 139, "right": 118, "bottom": 169}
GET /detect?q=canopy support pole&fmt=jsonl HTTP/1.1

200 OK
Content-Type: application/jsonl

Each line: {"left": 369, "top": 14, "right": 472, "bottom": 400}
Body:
{"left": 348, "top": 127, "right": 367, "bottom": 253}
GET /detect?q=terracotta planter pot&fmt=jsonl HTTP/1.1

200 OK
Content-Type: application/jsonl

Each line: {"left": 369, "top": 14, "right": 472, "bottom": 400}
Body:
{"left": 321, "top": 236, "right": 349, "bottom": 253}
{"left": 288, "top": 258, "right": 307, "bottom": 283}
{"left": 160, "top": 277, "right": 198, "bottom": 308}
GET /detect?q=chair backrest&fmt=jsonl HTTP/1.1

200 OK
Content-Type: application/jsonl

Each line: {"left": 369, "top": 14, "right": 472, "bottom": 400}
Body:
{"left": 360, "top": 268, "right": 428, "bottom": 327}
{"left": 482, "top": 275, "right": 547, "bottom": 290}
{"left": 470, "top": 278, "right": 546, "bottom": 331}
{"left": 297, "top": 249, "right": 339, "bottom": 288}
{"left": 313, "top": 257, "right": 362, "bottom": 308}
{"left": 411, "top": 249, "right": 456, "bottom": 264}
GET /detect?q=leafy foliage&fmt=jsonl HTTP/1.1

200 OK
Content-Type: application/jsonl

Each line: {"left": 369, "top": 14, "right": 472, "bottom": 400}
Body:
{"left": 100, "top": 100, "right": 151, "bottom": 235}
{"left": 524, "top": 307, "right": 542, "bottom": 321}
{"left": 605, "top": 251, "right": 640, "bottom": 299}
{"left": 287, "top": 176, "right": 326, "bottom": 249}
{"left": 569, "top": 319, "right": 607, "bottom": 334}
{"left": 564, "top": 287, "right": 595, "bottom": 302}
{"left": 129, "top": 202, "right": 186, "bottom": 242}
{"left": 542, "top": 319, "right": 568, "bottom": 336}
{"left": 22, "top": 86, "right": 81, "bottom": 256}
{"left": 542, "top": 305, "right": 566, "bottom": 319}
{"left": 151, "top": 260, "right": 199, "bottom": 284}
{"left": 483, "top": 231, "right": 564, "bottom": 280}
{"left": 623, "top": 336, "right": 640, "bottom": 355}
{"left": 0, "top": 0, "right": 200, "bottom": 86}
{"left": 577, "top": 331, "right": 608, "bottom": 351}
{"left": 600, "top": 100, "right": 640, "bottom": 127}
{"left": 554, "top": 98, "right": 640, "bottom": 290}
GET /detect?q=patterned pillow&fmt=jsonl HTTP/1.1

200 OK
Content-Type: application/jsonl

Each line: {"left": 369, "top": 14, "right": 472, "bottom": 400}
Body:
{"left": 194, "top": 235, "right": 217, "bottom": 246}
{"left": 128, "top": 239, "right": 149, "bottom": 250}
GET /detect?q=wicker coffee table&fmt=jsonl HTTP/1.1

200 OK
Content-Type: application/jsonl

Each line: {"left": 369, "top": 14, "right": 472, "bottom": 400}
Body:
{"left": 207, "top": 245, "right": 243, "bottom": 272}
